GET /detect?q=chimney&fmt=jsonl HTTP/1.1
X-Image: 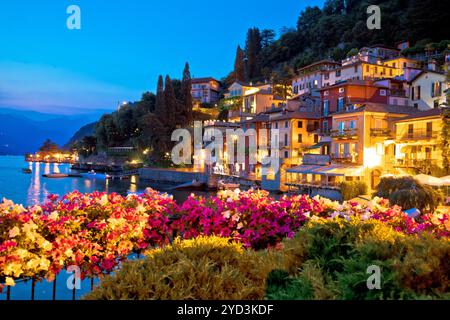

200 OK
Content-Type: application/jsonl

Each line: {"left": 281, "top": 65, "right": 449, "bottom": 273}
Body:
{"left": 427, "top": 59, "right": 437, "bottom": 71}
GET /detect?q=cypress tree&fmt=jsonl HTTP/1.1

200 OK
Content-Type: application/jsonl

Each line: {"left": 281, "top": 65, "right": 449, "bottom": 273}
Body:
{"left": 164, "top": 75, "right": 177, "bottom": 132}
{"left": 245, "top": 28, "right": 262, "bottom": 81}
{"left": 233, "top": 45, "right": 246, "bottom": 82}
{"left": 155, "top": 75, "right": 166, "bottom": 125}
{"left": 181, "top": 62, "right": 193, "bottom": 126}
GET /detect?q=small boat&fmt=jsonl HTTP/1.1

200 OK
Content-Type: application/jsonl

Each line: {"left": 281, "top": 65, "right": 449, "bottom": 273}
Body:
{"left": 217, "top": 180, "right": 240, "bottom": 190}
{"left": 172, "top": 179, "right": 205, "bottom": 191}
{"left": 42, "top": 173, "right": 69, "bottom": 178}
{"left": 22, "top": 168, "right": 32, "bottom": 174}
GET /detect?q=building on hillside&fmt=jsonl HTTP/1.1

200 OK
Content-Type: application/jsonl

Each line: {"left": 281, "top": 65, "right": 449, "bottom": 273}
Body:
{"left": 229, "top": 88, "right": 285, "bottom": 122}
{"left": 201, "top": 120, "right": 241, "bottom": 174}
{"left": 319, "top": 80, "right": 390, "bottom": 135}
{"left": 407, "top": 70, "right": 447, "bottom": 110}
{"left": 374, "top": 78, "right": 410, "bottom": 106}
{"left": 224, "top": 81, "right": 272, "bottom": 99}
{"left": 284, "top": 103, "right": 420, "bottom": 198}
{"left": 292, "top": 60, "right": 340, "bottom": 97}
{"left": 191, "top": 77, "right": 221, "bottom": 105}
{"left": 394, "top": 108, "right": 447, "bottom": 174}
{"left": 329, "top": 103, "right": 419, "bottom": 189}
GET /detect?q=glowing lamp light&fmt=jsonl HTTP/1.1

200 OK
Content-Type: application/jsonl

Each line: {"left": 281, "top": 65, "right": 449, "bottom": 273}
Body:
{"left": 363, "top": 147, "right": 381, "bottom": 169}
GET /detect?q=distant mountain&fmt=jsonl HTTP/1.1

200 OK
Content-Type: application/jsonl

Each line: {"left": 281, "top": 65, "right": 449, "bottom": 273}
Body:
{"left": 63, "top": 122, "right": 97, "bottom": 149}
{"left": 0, "top": 108, "right": 107, "bottom": 155}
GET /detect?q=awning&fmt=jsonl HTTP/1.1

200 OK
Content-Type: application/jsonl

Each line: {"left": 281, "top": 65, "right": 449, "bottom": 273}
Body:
{"left": 287, "top": 164, "right": 364, "bottom": 177}
{"left": 287, "top": 165, "right": 324, "bottom": 174}
{"left": 306, "top": 141, "right": 330, "bottom": 149}
{"left": 414, "top": 174, "right": 444, "bottom": 187}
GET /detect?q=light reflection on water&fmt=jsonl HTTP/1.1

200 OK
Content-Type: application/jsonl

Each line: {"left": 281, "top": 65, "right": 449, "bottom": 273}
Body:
{"left": 0, "top": 155, "right": 214, "bottom": 207}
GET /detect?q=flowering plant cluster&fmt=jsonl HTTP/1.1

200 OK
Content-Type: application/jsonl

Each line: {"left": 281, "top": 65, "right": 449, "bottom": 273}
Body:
{"left": 1, "top": 188, "right": 448, "bottom": 291}
{"left": 0, "top": 189, "right": 176, "bottom": 290}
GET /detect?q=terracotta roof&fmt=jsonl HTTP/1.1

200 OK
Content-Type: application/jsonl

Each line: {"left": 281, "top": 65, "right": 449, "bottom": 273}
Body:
{"left": 297, "top": 60, "right": 340, "bottom": 73}
{"left": 395, "top": 108, "right": 444, "bottom": 122}
{"left": 333, "top": 103, "right": 420, "bottom": 116}
{"left": 192, "top": 77, "right": 221, "bottom": 84}
{"left": 270, "top": 111, "right": 321, "bottom": 121}
{"left": 407, "top": 70, "right": 445, "bottom": 84}
{"left": 264, "top": 106, "right": 289, "bottom": 114}
{"left": 240, "top": 114, "right": 270, "bottom": 123}
{"left": 319, "top": 79, "right": 389, "bottom": 91}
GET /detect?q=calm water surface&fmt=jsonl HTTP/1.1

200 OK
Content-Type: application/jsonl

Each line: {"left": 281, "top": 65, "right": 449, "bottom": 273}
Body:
{"left": 0, "top": 155, "right": 211, "bottom": 206}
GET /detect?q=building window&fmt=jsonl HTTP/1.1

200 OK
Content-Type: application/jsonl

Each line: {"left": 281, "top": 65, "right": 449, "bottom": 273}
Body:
{"left": 297, "top": 121, "right": 303, "bottom": 128}
{"left": 408, "top": 124, "right": 414, "bottom": 138}
{"left": 380, "top": 89, "right": 387, "bottom": 96}
{"left": 339, "top": 121, "right": 345, "bottom": 133}
{"left": 338, "top": 97, "right": 344, "bottom": 111}
{"left": 314, "top": 134, "right": 319, "bottom": 143}
{"left": 323, "top": 100, "right": 329, "bottom": 116}
{"left": 354, "top": 65, "right": 358, "bottom": 73}
{"left": 323, "top": 121, "right": 329, "bottom": 134}
{"left": 434, "top": 100, "right": 440, "bottom": 108}
{"left": 275, "top": 122, "right": 278, "bottom": 129}
{"left": 366, "top": 65, "right": 370, "bottom": 73}
{"left": 375, "top": 119, "right": 382, "bottom": 129}
{"left": 349, "top": 120, "right": 356, "bottom": 129}
{"left": 284, "top": 134, "right": 288, "bottom": 146}
{"left": 298, "top": 134, "right": 303, "bottom": 143}
{"left": 285, "top": 121, "right": 289, "bottom": 128}
{"left": 426, "top": 122, "right": 433, "bottom": 137}
{"left": 413, "top": 103, "right": 418, "bottom": 109}
{"left": 284, "top": 151, "right": 289, "bottom": 158}
{"left": 324, "top": 90, "right": 329, "bottom": 96}
{"left": 336, "top": 70, "right": 341, "bottom": 77}
{"left": 324, "top": 73, "right": 330, "bottom": 80}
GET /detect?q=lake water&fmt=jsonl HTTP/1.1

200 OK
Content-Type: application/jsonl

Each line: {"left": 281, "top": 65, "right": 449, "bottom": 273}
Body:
{"left": 0, "top": 155, "right": 212, "bottom": 300}
{"left": 0, "top": 155, "right": 210, "bottom": 206}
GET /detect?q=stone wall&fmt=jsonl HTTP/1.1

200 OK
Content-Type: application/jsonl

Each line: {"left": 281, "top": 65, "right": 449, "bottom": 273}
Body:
{"left": 139, "top": 168, "right": 207, "bottom": 185}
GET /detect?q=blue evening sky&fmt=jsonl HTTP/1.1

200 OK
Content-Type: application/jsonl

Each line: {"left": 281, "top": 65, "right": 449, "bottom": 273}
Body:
{"left": 0, "top": 0, "right": 324, "bottom": 114}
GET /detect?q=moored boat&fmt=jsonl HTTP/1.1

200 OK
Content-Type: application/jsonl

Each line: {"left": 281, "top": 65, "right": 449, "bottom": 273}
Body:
{"left": 42, "top": 173, "right": 69, "bottom": 178}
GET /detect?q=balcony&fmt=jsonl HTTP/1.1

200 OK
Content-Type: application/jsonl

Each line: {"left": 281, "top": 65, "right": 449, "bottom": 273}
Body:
{"left": 395, "top": 158, "right": 438, "bottom": 168}
{"left": 307, "top": 124, "right": 320, "bottom": 132}
{"left": 303, "top": 154, "right": 331, "bottom": 165}
{"left": 370, "top": 128, "right": 392, "bottom": 137}
{"left": 398, "top": 130, "right": 440, "bottom": 141}
{"left": 390, "top": 89, "right": 407, "bottom": 98}
{"left": 331, "top": 153, "right": 358, "bottom": 164}
{"left": 330, "top": 129, "right": 358, "bottom": 140}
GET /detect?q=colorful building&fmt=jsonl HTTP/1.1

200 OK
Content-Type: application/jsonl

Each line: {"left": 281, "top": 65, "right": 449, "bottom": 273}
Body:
{"left": 407, "top": 70, "right": 447, "bottom": 110}
{"left": 394, "top": 108, "right": 446, "bottom": 173}
{"left": 191, "top": 77, "right": 221, "bottom": 105}
{"left": 319, "top": 80, "right": 389, "bottom": 134}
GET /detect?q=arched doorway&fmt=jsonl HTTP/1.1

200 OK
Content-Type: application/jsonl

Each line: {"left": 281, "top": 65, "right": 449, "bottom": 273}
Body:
{"left": 371, "top": 169, "right": 382, "bottom": 190}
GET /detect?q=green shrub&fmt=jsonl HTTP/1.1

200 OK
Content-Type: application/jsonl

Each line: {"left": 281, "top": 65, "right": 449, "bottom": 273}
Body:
{"left": 85, "top": 236, "right": 286, "bottom": 300}
{"left": 267, "top": 218, "right": 450, "bottom": 300}
{"left": 373, "top": 176, "right": 443, "bottom": 212}
{"left": 339, "top": 181, "right": 368, "bottom": 201}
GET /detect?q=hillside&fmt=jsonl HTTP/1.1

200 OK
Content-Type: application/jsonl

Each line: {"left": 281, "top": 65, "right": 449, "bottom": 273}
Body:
{"left": 226, "top": 0, "right": 450, "bottom": 84}
{"left": 0, "top": 109, "right": 103, "bottom": 155}
{"left": 63, "top": 122, "right": 97, "bottom": 149}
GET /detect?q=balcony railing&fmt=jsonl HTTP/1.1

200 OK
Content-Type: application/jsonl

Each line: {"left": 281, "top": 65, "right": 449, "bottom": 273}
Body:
{"left": 398, "top": 130, "right": 440, "bottom": 141}
{"left": 395, "top": 158, "right": 438, "bottom": 168}
{"left": 330, "top": 129, "right": 358, "bottom": 139}
{"left": 370, "top": 128, "right": 392, "bottom": 137}
{"left": 331, "top": 153, "right": 358, "bottom": 164}
{"left": 389, "top": 89, "right": 407, "bottom": 97}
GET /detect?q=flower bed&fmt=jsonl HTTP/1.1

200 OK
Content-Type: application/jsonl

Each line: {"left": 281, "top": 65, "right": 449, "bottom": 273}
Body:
{"left": 1, "top": 188, "right": 449, "bottom": 292}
